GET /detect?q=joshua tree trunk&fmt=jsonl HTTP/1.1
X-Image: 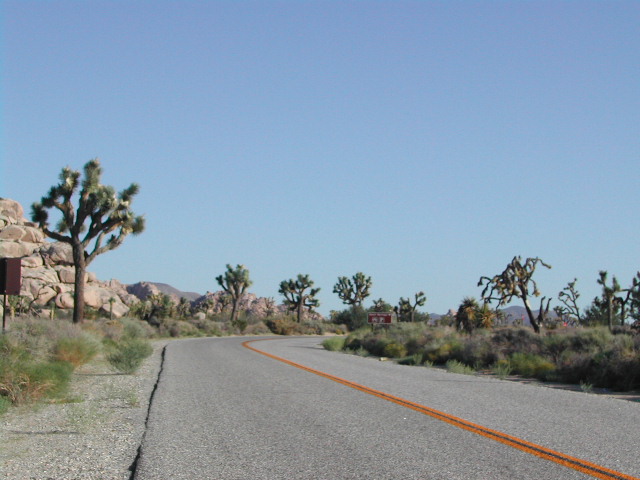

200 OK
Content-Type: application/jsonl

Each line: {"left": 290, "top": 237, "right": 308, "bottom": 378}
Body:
{"left": 522, "top": 296, "right": 540, "bottom": 334}
{"left": 231, "top": 302, "right": 239, "bottom": 326}
{"left": 72, "top": 241, "right": 86, "bottom": 324}
{"left": 297, "top": 301, "right": 304, "bottom": 323}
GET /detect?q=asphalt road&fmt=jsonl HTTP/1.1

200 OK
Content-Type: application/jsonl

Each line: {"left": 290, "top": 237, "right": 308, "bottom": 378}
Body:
{"left": 133, "top": 336, "right": 640, "bottom": 480}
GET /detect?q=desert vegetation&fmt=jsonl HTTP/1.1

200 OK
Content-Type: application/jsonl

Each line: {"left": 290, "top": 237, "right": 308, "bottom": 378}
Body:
{"left": 0, "top": 317, "right": 154, "bottom": 415}
{"left": 332, "top": 323, "right": 640, "bottom": 392}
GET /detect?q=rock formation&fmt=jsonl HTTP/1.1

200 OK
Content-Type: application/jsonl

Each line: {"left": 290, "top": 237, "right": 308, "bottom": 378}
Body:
{"left": 0, "top": 198, "right": 136, "bottom": 318}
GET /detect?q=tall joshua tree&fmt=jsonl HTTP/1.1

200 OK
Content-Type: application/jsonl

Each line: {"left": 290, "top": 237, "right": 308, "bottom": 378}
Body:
{"left": 478, "top": 256, "right": 551, "bottom": 334}
{"left": 31, "top": 159, "right": 144, "bottom": 323}
{"left": 216, "top": 264, "right": 252, "bottom": 327}
{"left": 333, "top": 272, "right": 372, "bottom": 309}
{"left": 279, "top": 274, "right": 320, "bottom": 323}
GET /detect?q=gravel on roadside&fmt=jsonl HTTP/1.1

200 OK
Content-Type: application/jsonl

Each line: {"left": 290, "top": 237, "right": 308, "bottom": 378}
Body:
{"left": 0, "top": 339, "right": 169, "bottom": 480}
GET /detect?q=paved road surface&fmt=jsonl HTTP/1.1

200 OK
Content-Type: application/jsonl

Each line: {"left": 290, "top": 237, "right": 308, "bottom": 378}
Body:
{"left": 133, "top": 336, "right": 640, "bottom": 480}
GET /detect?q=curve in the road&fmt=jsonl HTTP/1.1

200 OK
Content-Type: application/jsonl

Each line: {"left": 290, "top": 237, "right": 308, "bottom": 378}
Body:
{"left": 243, "top": 338, "right": 639, "bottom": 480}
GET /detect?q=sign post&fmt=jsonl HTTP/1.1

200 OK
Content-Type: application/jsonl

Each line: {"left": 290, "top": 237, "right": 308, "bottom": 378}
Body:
{"left": 368, "top": 312, "right": 394, "bottom": 326}
{"left": 1, "top": 258, "right": 22, "bottom": 333}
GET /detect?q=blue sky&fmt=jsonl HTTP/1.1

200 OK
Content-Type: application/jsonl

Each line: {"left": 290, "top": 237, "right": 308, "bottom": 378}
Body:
{"left": 2, "top": 1, "right": 639, "bottom": 316}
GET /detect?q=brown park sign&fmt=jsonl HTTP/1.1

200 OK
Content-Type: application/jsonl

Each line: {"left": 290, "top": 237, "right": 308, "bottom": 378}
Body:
{"left": 368, "top": 312, "right": 393, "bottom": 324}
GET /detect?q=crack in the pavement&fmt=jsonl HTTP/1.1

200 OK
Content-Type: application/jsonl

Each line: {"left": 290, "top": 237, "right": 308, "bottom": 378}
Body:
{"left": 128, "top": 344, "right": 167, "bottom": 480}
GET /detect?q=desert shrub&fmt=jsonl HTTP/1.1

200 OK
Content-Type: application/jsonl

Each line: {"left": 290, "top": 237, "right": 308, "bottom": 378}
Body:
{"left": 397, "top": 353, "right": 424, "bottom": 366}
{"left": 343, "top": 327, "right": 369, "bottom": 352}
{"left": 0, "top": 338, "right": 73, "bottom": 405}
{"left": 0, "top": 396, "right": 10, "bottom": 415}
{"left": 120, "top": 317, "right": 156, "bottom": 340}
{"left": 457, "top": 331, "right": 498, "bottom": 367}
{"left": 508, "top": 352, "right": 555, "bottom": 379}
{"left": 53, "top": 336, "right": 99, "bottom": 367}
{"left": 322, "top": 337, "right": 346, "bottom": 352}
{"left": 106, "top": 338, "right": 153, "bottom": 374}
{"left": 331, "top": 307, "right": 369, "bottom": 331}
{"left": 158, "top": 319, "right": 202, "bottom": 338}
{"left": 22, "top": 361, "right": 73, "bottom": 399}
{"left": 446, "top": 360, "right": 475, "bottom": 375}
{"left": 243, "top": 321, "right": 271, "bottom": 335}
{"left": 265, "top": 316, "right": 298, "bottom": 335}
{"left": 423, "top": 334, "right": 463, "bottom": 364}
{"left": 383, "top": 342, "right": 407, "bottom": 358}
{"left": 490, "top": 327, "right": 543, "bottom": 357}
{"left": 491, "top": 359, "right": 512, "bottom": 379}
{"left": 567, "top": 327, "right": 614, "bottom": 354}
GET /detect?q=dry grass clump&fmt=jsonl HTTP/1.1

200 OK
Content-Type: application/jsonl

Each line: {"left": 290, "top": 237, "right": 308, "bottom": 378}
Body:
{"left": 0, "top": 333, "right": 74, "bottom": 406}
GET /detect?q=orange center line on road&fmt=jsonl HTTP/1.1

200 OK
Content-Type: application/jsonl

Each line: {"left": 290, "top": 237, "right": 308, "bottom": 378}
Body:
{"left": 242, "top": 338, "right": 639, "bottom": 480}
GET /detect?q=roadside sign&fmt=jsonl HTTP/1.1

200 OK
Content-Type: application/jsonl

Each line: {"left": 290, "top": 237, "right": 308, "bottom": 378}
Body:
{"left": 368, "top": 312, "right": 393, "bottom": 324}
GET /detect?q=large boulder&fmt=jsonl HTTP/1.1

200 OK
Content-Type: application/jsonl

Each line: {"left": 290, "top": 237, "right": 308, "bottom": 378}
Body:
{"left": 0, "top": 225, "right": 44, "bottom": 243}
{"left": 40, "top": 242, "right": 74, "bottom": 266}
{"left": 0, "top": 198, "right": 24, "bottom": 223}
{"left": 22, "top": 254, "right": 44, "bottom": 268}
{"left": 55, "top": 292, "right": 75, "bottom": 309}
{"left": 0, "top": 241, "right": 41, "bottom": 258}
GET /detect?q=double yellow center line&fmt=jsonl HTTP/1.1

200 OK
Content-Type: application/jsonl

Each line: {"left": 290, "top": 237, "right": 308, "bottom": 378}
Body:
{"left": 243, "top": 339, "right": 638, "bottom": 480}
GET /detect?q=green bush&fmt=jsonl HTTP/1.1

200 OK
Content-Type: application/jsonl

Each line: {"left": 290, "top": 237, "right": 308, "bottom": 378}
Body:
{"left": 423, "top": 335, "right": 463, "bottom": 364}
{"left": 53, "top": 336, "right": 99, "bottom": 367}
{"left": 508, "top": 352, "right": 555, "bottom": 379}
{"left": 106, "top": 338, "right": 153, "bottom": 374}
{"left": 0, "top": 337, "right": 73, "bottom": 405}
{"left": 383, "top": 342, "right": 407, "bottom": 358}
{"left": 491, "top": 359, "right": 512, "bottom": 379}
{"left": 322, "top": 337, "right": 346, "bottom": 352}
{"left": 446, "top": 360, "right": 475, "bottom": 375}
{"left": 121, "top": 317, "right": 156, "bottom": 339}
{"left": 0, "top": 396, "right": 10, "bottom": 415}
{"left": 397, "top": 353, "right": 423, "bottom": 366}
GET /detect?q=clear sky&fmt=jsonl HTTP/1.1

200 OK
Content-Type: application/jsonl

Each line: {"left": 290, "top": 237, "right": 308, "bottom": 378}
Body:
{"left": 2, "top": 1, "right": 639, "bottom": 316}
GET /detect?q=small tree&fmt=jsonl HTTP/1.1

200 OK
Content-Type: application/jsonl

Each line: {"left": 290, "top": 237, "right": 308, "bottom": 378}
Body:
{"left": 176, "top": 297, "right": 191, "bottom": 320}
{"left": 216, "top": 264, "right": 252, "bottom": 327}
{"left": 371, "top": 298, "right": 393, "bottom": 313}
{"left": 478, "top": 256, "right": 551, "bottom": 334}
{"left": 148, "top": 293, "right": 176, "bottom": 320}
{"left": 333, "top": 272, "right": 372, "bottom": 309}
{"left": 455, "top": 297, "right": 478, "bottom": 333}
{"left": 397, "top": 291, "right": 426, "bottom": 322}
{"left": 31, "top": 159, "right": 145, "bottom": 323}
{"left": 557, "top": 278, "right": 582, "bottom": 324}
{"left": 278, "top": 274, "right": 320, "bottom": 323}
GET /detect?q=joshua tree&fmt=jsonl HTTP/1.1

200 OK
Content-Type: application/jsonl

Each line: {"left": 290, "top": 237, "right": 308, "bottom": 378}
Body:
{"left": 31, "top": 159, "right": 145, "bottom": 323}
{"left": 455, "top": 297, "right": 478, "bottom": 333}
{"left": 108, "top": 296, "right": 116, "bottom": 320}
{"left": 278, "top": 274, "right": 320, "bottom": 323}
{"left": 333, "top": 272, "right": 372, "bottom": 309}
{"left": 371, "top": 298, "right": 393, "bottom": 313}
{"left": 629, "top": 272, "right": 640, "bottom": 322}
{"left": 176, "top": 297, "right": 191, "bottom": 320}
{"left": 478, "top": 256, "right": 551, "bottom": 334}
{"left": 596, "top": 270, "right": 624, "bottom": 331}
{"left": 216, "top": 264, "right": 252, "bottom": 327}
{"left": 557, "top": 278, "right": 582, "bottom": 324}
{"left": 397, "top": 291, "right": 426, "bottom": 322}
